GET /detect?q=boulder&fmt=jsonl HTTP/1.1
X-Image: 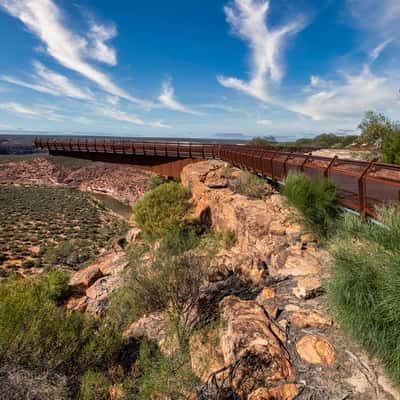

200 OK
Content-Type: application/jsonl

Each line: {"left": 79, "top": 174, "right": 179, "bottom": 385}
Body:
{"left": 256, "top": 287, "right": 276, "bottom": 304}
{"left": 219, "top": 296, "right": 295, "bottom": 398}
{"left": 248, "top": 384, "right": 300, "bottom": 400}
{"left": 289, "top": 311, "right": 331, "bottom": 329}
{"left": 65, "top": 295, "right": 87, "bottom": 312}
{"left": 189, "top": 326, "right": 224, "bottom": 381}
{"left": 293, "top": 276, "right": 323, "bottom": 299}
{"left": 296, "top": 335, "right": 335, "bottom": 366}
{"left": 68, "top": 265, "right": 103, "bottom": 294}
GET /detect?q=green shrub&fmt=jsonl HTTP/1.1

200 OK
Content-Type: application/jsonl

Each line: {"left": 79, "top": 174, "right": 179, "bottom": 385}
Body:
{"left": 282, "top": 172, "right": 339, "bottom": 236}
{"left": 148, "top": 174, "right": 169, "bottom": 190}
{"left": 381, "top": 130, "right": 400, "bottom": 164}
{"left": 0, "top": 275, "right": 123, "bottom": 375}
{"left": 123, "top": 339, "right": 199, "bottom": 400}
{"left": 133, "top": 182, "right": 191, "bottom": 241}
{"left": 327, "top": 207, "right": 400, "bottom": 384}
{"left": 229, "top": 170, "right": 269, "bottom": 199}
{"left": 45, "top": 270, "right": 71, "bottom": 301}
{"left": 79, "top": 370, "right": 111, "bottom": 400}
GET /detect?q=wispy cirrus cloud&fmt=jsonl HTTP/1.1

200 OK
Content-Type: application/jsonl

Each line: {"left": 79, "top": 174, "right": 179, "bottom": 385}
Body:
{"left": 0, "top": 0, "right": 149, "bottom": 106}
{"left": 2, "top": 61, "right": 93, "bottom": 100}
{"left": 158, "top": 80, "right": 202, "bottom": 115}
{"left": 0, "top": 101, "right": 65, "bottom": 120}
{"left": 257, "top": 119, "right": 272, "bottom": 126}
{"left": 97, "top": 107, "right": 170, "bottom": 128}
{"left": 218, "top": 0, "right": 304, "bottom": 102}
{"left": 0, "top": 102, "right": 39, "bottom": 116}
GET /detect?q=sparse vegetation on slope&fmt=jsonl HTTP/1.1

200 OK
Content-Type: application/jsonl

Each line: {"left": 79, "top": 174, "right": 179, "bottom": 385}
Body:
{"left": 0, "top": 186, "right": 127, "bottom": 270}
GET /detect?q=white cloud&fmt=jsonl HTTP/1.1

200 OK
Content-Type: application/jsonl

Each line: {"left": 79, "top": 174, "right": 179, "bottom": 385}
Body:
{"left": 218, "top": 0, "right": 304, "bottom": 101}
{"left": 158, "top": 80, "right": 202, "bottom": 115}
{"left": 257, "top": 119, "right": 273, "bottom": 126}
{"left": 97, "top": 107, "right": 170, "bottom": 128}
{"left": 1, "top": 61, "right": 93, "bottom": 100}
{"left": 0, "top": 0, "right": 149, "bottom": 105}
{"left": 87, "top": 21, "right": 117, "bottom": 66}
{"left": 198, "top": 103, "right": 247, "bottom": 114}
{"left": 73, "top": 116, "right": 92, "bottom": 125}
{"left": 0, "top": 102, "right": 39, "bottom": 116}
{"left": 369, "top": 39, "right": 393, "bottom": 63}
{"left": 0, "top": 101, "right": 66, "bottom": 121}
{"left": 347, "top": 0, "right": 400, "bottom": 38}
{"left": 290, "top": 66, "right": 399, "bottom": 121}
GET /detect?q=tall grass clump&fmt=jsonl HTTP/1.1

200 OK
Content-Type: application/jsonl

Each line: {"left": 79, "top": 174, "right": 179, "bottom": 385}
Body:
{"left": 282, "top": 171, "right": 339, "bottom": 236}
{"left": 327, "top": 206, "right": 400, "bottom": 383}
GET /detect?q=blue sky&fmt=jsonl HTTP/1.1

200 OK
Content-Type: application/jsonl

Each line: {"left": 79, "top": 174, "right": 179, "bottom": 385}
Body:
{"left": 0, "top": 0, "right": 399, "bottom": 139}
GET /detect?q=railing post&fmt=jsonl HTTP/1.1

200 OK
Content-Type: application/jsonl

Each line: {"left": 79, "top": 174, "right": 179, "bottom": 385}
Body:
{"left": 325, "top": 156, "right": 338, "bottom": 178}
{"left": 300, "top": 154, "right": 311, "bottom": 172}
{"left": 358, "top": 159, "right": 377, "bottom": 219}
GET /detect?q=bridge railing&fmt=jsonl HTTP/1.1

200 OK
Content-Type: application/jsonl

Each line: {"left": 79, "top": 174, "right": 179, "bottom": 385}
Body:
{"left": 35, "top": 137, "right": 400, "bottom": 218}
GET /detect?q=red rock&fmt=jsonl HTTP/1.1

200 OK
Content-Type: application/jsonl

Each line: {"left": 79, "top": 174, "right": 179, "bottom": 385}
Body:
{"left": 293, "top": 276, "right": 323, "bottom": 299}
{"left": 248, "top": 384, "right": 300, "bottom": 400}
{"left": 289, "top": 311, "right": 331, "bottom": 329}
{"left": 296, "top": 335, "right": 335, "bottom": 366}
{"left": 68, "top": 265, "right": 103, "bottom": 294}
{"left": 65, "top": 296, "right": 87, "bottom": 312}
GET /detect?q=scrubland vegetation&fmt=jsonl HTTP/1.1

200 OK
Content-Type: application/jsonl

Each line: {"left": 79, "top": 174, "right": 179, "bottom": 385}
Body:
{"left": 0, "top": 186, "right": 127, "bottom": 271}
{"left": 282, "top": 171, "right": 400, "bottom": 384}
{"left": 0, "top": 179, "right": 221, "bottom": 398}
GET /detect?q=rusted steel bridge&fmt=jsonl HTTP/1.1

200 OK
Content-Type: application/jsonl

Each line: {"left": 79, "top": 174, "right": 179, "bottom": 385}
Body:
{"left": 35, "top": 137, "right": 400, "bottom": 218}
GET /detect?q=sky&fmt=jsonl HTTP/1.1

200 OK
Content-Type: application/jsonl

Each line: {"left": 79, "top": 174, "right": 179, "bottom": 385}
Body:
{"left": 0, "top": 0, "right": 399, "bottom": 139}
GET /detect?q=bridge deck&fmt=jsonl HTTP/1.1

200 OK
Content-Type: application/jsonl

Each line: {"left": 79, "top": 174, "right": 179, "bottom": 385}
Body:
{"left": 35, "top": 137, "right": 400, "bottom": 218}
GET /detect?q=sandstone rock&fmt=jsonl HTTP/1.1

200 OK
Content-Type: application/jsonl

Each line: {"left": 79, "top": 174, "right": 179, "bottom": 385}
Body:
{"left": 256, "top": 287, "right": 276, "bottom": 303}
{"left": 269, "top": 221, "right": 286, "bottom": 236}
{"left": 293, "top": 276, "right": 323, "bottom": 300}
{"left": 219, "top": 296, "right": 295, "bottom": 398}
{"left": 285, "top": 223, "right": 302, "bottom": 241}
{"left": 296, "top": 335, "right": 335, "bottom": 366}
{"left": 204, "top": 169, "right": 228, "bottom": 188}
{"left": 68, "top": 265, "right": 103, "bottom": 294}
{"left": 289, "top": 311, "right": 331, "bottom": 329}
{"left": 248, "top": 384, "right": 300, "bottom": 400}
{"left": 85, "top": 275, "right": 122, "bottom": 316}
{"left": 65, "top": 295, "right": 87, "bottom": 312}
{"left": 96, "top": 251, "right": 128, "bottom": 276}
{"left": 271, "top": 250, "right": 321, "bottom": 277}
{"left": 264, "top": 304, "right": 279, "bottom": 320}
{"left": 189, "top": 326, "right": 224, "bottom": 381}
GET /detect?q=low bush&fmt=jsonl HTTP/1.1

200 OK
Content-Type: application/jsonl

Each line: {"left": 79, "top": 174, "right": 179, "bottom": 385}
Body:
{"left": 229, "top": 170, "right": 269, "bottom": 199}
{"left": 148, "top": 173, "right": 169, "bottom": 190}
{"left": 79, "top": 370, "right": 111, "bottom": 400}
{"left": 133, "top": 182, "right": 192, "bottom": 241}
{"left": 45, "top": 270, "right": 71, "bottom": 301}
{"left": 282, "top": 172, "right": 339, "bottom": 236}
{"left": 123, "top": 339, "right": 199, "bottom": 400}
{"left": 327, "top": 207, "right": 400, "bottom": 384}
{"left": 0, "top": 275, "right": 123, "bottom": 375}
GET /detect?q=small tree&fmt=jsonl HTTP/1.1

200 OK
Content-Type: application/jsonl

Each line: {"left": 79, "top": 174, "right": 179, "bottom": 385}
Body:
{"left": 247, "top": 136, "right": 276, "bottom": 147}
{"left": 358, "top": 111, "right": 395, "bottom": 144}
{"left": 381, "top": 130, "right": 400, "bottom": 165}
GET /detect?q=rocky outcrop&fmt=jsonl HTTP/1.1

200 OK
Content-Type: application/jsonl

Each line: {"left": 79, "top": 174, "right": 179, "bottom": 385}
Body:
{"left": 183, "top": 160, "right": 399, "bottom": 400}
{"left": 67, "top": 251, "right": 128, "bottom": 316}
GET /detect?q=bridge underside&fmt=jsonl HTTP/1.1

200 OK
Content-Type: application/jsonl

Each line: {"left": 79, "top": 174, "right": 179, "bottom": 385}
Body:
{"left": 48, "top": 150, "right": 202, "bottom": 177}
